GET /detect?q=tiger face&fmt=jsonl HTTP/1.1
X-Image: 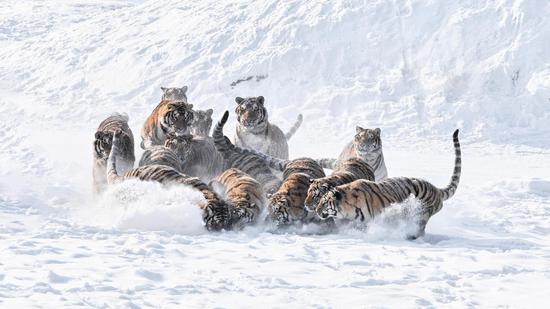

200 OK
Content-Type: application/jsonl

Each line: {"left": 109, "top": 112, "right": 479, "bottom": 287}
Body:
{"left": 161, "top": 86, "right": 188, "bottom": 102}
{"left": 354, "top": 126, "right": 382, "bottom": 156}
{"left": 164, "top": 133, "right": 193, "bottom": 161}
{"left": 229, "top": 195, "right": 257, "bottom": 228}
{"left": 304, "top": 180, "right": 332, "bottom": 212}
{"left": 162, "top": 102, "right": 194, "bottom": 135}
{"left": 202, "top": 201, "right": 231, "bottom": 231}
{"left": 191, "top": 109, "right": 213, "bottom": 136}
{"left": 316, "top": 189, "right": 343, "bottom": 220}
{"left": 94, "top": 131, "right": 113, "bottom": 159}
{"left": 235, "top": 96, "right": 267, "bottom": 130}
{"left": 268, "top": 193, "right": 306, "bottom": 226}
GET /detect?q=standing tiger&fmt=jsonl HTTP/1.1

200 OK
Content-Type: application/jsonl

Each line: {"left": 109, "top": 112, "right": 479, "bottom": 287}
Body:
{"left": 322, "top": 126, "right": 388, "bottom": 181}
{"left": 213, "top": 111, "right": 282, "bottom": 195}
{"left": 164, "top": 133, "right": 225, "bottom": 182}
{"left": 140, "top": 100, "right": 194, "bottom": 149}
{"left": 316, "top": 129, "right": 461, "bottom": 239}
{"left": 304, "top": 157, "right": 375, "bottom": 212}
{"left": 108, "top": 131, "right": 231, "bottom": 231}
{"left": 93, "top": 113, "right": 135, "bottom": 194}
{"left": 161, "top": 86, "right": 188, "bottom": 102}
{"left": 191, "top": 108, "right": 213, "bottom": 137}
{"left": 211, "top": 168, "right": 265, "bottom": 229}
{"left": 138, "top": 145, "right": 184, "bottom": 173}
{"left": 233, "top": 96, "right": 303, "bottom": 159}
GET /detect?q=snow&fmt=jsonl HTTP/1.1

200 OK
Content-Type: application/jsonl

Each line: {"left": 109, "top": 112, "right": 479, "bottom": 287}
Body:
{"left": 1, "top": 0, "right": 549, "bottom": 307}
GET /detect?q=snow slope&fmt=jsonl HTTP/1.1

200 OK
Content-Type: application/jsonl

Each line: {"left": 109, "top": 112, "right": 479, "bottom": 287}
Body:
{"left": 1, "top": 0, "right": 549, "bottom": 307}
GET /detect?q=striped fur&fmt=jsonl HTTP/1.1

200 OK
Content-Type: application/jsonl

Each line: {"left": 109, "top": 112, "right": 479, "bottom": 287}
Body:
{"left": 164, "top": 133, "right": 225, "bottom": 182}
{"left": 212, "top": 168, "right": 265, "bottom": 229}
{"left": 191, "top": 108, "right": 213, "bottom": 137}
{"left": 304, "top": 157, "right": 375, "bottom": 212}
{"left": 140, "top": 100, "right": 194, "bottom": 149}
{"left": 138, "top": 146, "right": 184, "bottom": 173}
{"left": 316, "top": 129, "right": 462, "bottom": 239}
{"left": 93, "top": 113, "right": 135, "bottom": 194}
{"left": 108, "top": 131, "right": 231, "bottom": 231}
{"left": 213, "top": 111, "right": 281, "bottom": 195}
{"left": 233, "top": 96, "right": 302, "bottom": 159}
{"left": 161, "top": 86, "right": 188, "bottom": 102}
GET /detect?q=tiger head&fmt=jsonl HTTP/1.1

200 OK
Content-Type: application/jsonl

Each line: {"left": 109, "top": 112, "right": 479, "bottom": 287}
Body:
{"left": 164, "top": 133, "right": 193, "bottom": 162}
{"left": 191, "top": 108, "right": 213, "bottom": 136}
{"left": 316, "top": 188, "right": 343, "bottom": 220}
{"left": 161, "top": 86, "right": 188, "bottom": 102}
{"left": 160, "top": 102, "right": 194, "bottom": 136}
{"left": 202, "top": 200, "right": 231, "bottom": 231}
{"left": 228, "top": 193, "right": 257, "bottom": 229}
{"left": 267, "top": 192, "right": 306, "bottom": 227}
{"left": 94, "top": 131, "right": 114, "bottom": 159}
{"left": 235, "top": 96, "right": 267, "bottom": 132}
{"left": 304, "top": 179, "right": 333, "bottom": 212}
{"left": 354, "top": 126, "right": 382, "bottom": 156}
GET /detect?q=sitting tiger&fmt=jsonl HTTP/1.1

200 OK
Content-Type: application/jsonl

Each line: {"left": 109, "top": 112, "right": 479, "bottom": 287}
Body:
{"left": 233, "top": 96, "right": 303, "bottom": 160}
{"left": 213, "top": 111, "right": 282, "bottom": 195}
{"left": 164, "top": 133, "right": 225, "bottom": 182}
{"left": 316, "top": 129, "right": 461, "bottom": 239}
{"left": 191, "top": 108, "right": 213, "bottom": 137}
{"left": 140, "top": 100, "right": 194, "bottom": 149}
{"left": 211, "top": 168, "right": 265, "bottom": 229}
{"left": 93, "top": 113, "right": 135, "bottom": 195}
{"left": 161, "top": 86, "right": 188, "bottom": 102}
{"left": 138, "top": 145, "right": 185, "bottom": 173}
{"left": 304, "top": 157, "right": 375, "bottom": 212}
{"left": 108, "top": 130, "right": 231, "bottom": 231}
{"left": 322, "top": 126, "right": 388, "bottom": 181}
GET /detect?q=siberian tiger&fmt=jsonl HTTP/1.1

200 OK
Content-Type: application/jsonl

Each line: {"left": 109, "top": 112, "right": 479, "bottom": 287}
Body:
{"left": 316, "top": 129, "right": 462, "bottom": 239}
{"left": 138, "top": 146, "right": 184, "bottom": 173}
{"left": 108, "top": 131, "right": 231, "bottom": 231}
{"left": 164, "top": 133, "right": 225, "bottom": 182}
{"left": 191, "top": 108, "right": 213, "bottom": 137}
{"left": 161, "top": 86, "right": 188, "bottom": 102}
{"left": 211, "top": 168, "right": 265, "bottom": 229}
{"left": 233, "top": 96, "right": 303, "bottom": 159}
{"left": 93, "top": 113, "right": 135, "bottom": 194}
{"left": 213, "top": 111, "right": 282, "bottom": 195}
{"left": 140, "top": 100, "right": 194, "bottom": 149}
{"left": 304, "top": 157, "right": 375, "bottom": 212}
{"left": 322, "top": 126, "right": 388, "bottom": 181}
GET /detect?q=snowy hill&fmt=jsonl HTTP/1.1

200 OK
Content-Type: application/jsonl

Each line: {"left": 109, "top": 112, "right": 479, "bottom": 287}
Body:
{"left": 1, "top": 0, "right": 549, "bottom": 307}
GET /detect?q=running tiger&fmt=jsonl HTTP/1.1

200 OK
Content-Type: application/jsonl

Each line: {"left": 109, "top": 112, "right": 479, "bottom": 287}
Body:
{"left": 108, "top": 131, "right": 231, "bottom": 231}
{"left": 161, "top": 86, "right": 188, "bottom": 102}
{"left": 233, "top": 96, "right": 303, "bottom": 159}
{"left": 138, "top": 145, "right": 184, "bottom": 173}
{"left": 191, "top": 108, "right": 213, "bottom": 137}
{"left": 93, "top": 113, "right": 135, "bottom": 194}
{"left": 164, "top": 133, "right": 225, "bottom": 182}
{"left": 211, "top": 168, "right": 265, "bottom": 229}
{"left": 304, "top": 157, "right": 375, "bottom": 212}
{"left": 140, "top": 100, "right": 194, "bottom": 149}
{"left": 316, "top": 129, "right": 461, "bottom": 239}
{"left": 213, "top": 111, "right": 281, "bottom": 195}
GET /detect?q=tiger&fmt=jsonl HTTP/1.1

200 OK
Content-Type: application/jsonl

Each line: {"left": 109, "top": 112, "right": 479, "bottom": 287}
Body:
{"left": 191, "top": 108, "right": 213, "bottom": 137}
{"left": 93, "top": 113, "right": 135, "bottom": 195}
{"left": 210, "top": 168, "right": 265, "bottom": 229}
{"left": 321, "top": 126, "right": 388, "bottom": 181}
{"left": 233, "top": 96, "right": 303, "bottom": 160}
{"left": 213, "top": 111, "right": 282, "bottom": 195}
{"left": 161, "top": 86, "right": 188, "bottom": 102}
{"left": 304, "top": 157, "right": 375, "bottom": 212}
{"left": 140, "top": 100, "right": 194, "bottom": 149}
{"left": 108, "top": 130, "right": 231, "bottom": 231}
{"left": 164, "top": 133, "right": 225, "bottom": 182}
{"left": 267, "top": 172, "right": 317, "bottom": 227}
{"left": 315, "top": 129, "right": 461, "bottom": 239}
{"left": 138, "top": 145, "right": 185, "bottom": 173}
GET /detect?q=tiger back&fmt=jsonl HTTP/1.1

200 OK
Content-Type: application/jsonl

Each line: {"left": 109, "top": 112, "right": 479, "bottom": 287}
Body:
{"left": 138, "top": 145, "right": 184, "bottom": 173}
{"left": 140, "top": 100, "right": 194, "bottom": 149}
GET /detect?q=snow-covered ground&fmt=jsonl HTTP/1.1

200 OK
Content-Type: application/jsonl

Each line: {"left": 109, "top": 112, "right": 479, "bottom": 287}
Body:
{"left": 1, "top": 0, "right": 549, "bottom": 307}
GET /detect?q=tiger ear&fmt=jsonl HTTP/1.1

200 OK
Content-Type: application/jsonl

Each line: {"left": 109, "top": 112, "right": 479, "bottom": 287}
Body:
{"left": 266, "top": 193, "right": 273, "bottom": 199}
{"left": 333, "top": 190, "right": 342, "bottom": 201}
{"left": 161, "top": 86, "right": 167, "bottom": 92}
{"left": 181, "top": 86, "right": 188, "bottom": 93}
{"left": 235, "top": 97, "right": 244, "bottom": 104}
{"left": 356, "top": 126, "right": 365, "bottom": 134}
{"left": 186, "top": 103, "right": 194, "bottom": 109}
{"left": 95, "top": 132, "right": 103, "bottom": 139}
{"left": 206, "top": 108, "right": 213, "bottom": 117}
{"left": 309, "top": 179, "right": 315, "bottom": 184}
{"left": 245, "top": 193, "right": 250, "bottom": 199}
{"left": 374, "top": 128, "right": 381, "bottom": 136}
{"left": 257, "top": 96, "right": 265, "bottom": 105}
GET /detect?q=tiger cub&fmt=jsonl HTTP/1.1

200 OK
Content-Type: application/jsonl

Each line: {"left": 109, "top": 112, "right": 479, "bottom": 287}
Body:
{"left": 164, "top": 133, "right": 225, "bottom": 182}
{"left": 316, "top": 130, "right": 461, "bottom": 239}
{"left": 233, "top": 96, "right": 303, "bottom": 159}
{"left": 322, "top": 126, "right": 388, "bottom": 181}
{"left": 108, "top": 131, "right": 231, "bottom": 231}
{"left": 93, "top": 113, "right": 135, "bottom": 194}
{"left": 213, "top": 111, "right": 281, "bottom": 195}
{"left": 211, "top": 168, "right": 265, "bottom": 229}
{"left": 138, "top": 146, "right": 184, "bottom": 173}
{"left": 161, "top": 86, "right": 188, "bottom": 102}
{"left": 140, "top": 100, "right": 194, "bottom": 149}
{"left": 191, "top": 108, "right": 213, "bottom": 137}
{"left": 304, "top": 157, "right": 375, "bottom": 212}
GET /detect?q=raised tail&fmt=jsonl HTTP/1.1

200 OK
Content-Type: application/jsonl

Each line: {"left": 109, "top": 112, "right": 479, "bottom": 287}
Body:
{"left": 316, "top": 158, "right": 337, "bottom": 169}
{"left": 106, "top": 131, "right": 124, "bottom": 184}
{"left": 285, "top": 114, "right": 303, "bottom": 140}
{"left": 441, "top": 129, "right": 461, "bottom": 200}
